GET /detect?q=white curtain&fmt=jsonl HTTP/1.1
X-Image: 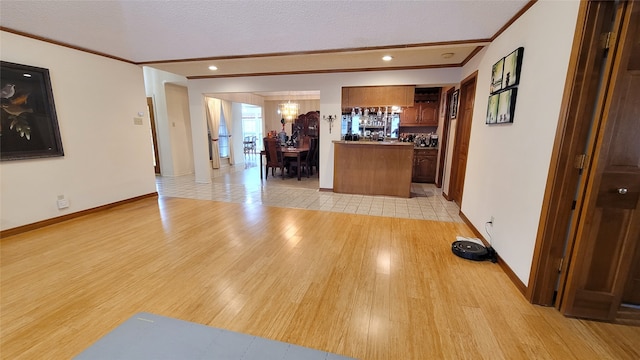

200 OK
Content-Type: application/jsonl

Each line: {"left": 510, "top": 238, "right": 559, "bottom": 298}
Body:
{"left": 206, "top": 97, "right": 221, "bottom": 169}
{"left": 221, "top": 100, "right": 234, "bottom": 165}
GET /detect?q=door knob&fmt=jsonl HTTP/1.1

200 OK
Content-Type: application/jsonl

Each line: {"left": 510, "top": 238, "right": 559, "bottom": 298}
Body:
{"left": 618, "top": 188, "right": 628, "bottom": 195}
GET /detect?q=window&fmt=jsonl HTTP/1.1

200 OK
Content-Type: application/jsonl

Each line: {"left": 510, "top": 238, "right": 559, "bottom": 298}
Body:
{"left": 241, "top": 104, "right": 263, "bottom": 150}
{"left": 218, "top": 118, "right": 229, "bottom": 158}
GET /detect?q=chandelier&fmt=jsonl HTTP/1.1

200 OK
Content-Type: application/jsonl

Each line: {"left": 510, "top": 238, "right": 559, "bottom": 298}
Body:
{"left": 279, "top": 100, "right": 299, "bottom": 121}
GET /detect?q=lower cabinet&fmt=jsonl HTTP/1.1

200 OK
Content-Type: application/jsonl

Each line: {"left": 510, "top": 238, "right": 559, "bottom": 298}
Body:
{"left": 412, "top": 148, "right": 437, "bottom": 183}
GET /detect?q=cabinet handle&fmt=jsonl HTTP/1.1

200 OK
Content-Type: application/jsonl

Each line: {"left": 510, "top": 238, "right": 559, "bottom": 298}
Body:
{"left": 618, "top": 188, "right": 628, "bottom": 195}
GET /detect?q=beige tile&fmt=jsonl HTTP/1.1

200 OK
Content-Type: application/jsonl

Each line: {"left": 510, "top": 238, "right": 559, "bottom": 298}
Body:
{"left": 156, "top": 165, "right": 460, "bottom": 223}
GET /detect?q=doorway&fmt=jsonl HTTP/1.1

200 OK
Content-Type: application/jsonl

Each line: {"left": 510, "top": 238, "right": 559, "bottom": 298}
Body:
{"left": 436, "top": 87, "right": 455, "bottom": 188}
{"left": 241, "top": 104, "right": 263, "bottom": 153}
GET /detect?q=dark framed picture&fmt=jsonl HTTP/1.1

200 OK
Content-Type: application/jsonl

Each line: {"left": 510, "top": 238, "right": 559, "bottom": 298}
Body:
{"left": 1, "top": 61, "right": 64, "bottom": 161}
{"left": 490, "top": 57, "right": 504, "bottom": 94}
{"left": 496, "top": 88, "right": 517, "bottom": 124}
{"left": 502, "top": 47, "right": 524, "bottom": 89}
{"left": 450, "top": 89, "right": 459, "bottom": 119}
{"left": 486, "top": 93, "right": 500, "bottom": 124}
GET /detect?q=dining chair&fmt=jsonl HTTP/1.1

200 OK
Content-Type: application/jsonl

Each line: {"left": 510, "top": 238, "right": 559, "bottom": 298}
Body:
{"left": 243, "top": 136, "right": 255, "bottom": 154}
{"left": 308, "top": 137, "right": 319, "bottom": 175}
{"left": 263, "top": 137, "right": 286, "bottom": 178}
{"left": 292, "top": 137, "right": 317, "bottom": 178}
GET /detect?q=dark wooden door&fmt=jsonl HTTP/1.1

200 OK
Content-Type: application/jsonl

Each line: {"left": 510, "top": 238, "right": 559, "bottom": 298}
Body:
{"left": 147, "top": 97, "right": 161, "bottom": 174}
{"left": 560, "top": 1, "right": 640, "bottom": 320}
{"left": 449, "top": 74, "right": 477, "bottom": 205}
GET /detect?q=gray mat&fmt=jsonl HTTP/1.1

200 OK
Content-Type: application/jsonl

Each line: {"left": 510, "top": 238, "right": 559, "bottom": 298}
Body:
{"left": 74, "top": 312, "right": 355, "bottom": 360}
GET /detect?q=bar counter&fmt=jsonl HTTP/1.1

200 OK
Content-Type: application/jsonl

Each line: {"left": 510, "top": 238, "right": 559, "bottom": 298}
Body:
{"left": 333, "top": 140, "right": 414, "bottom": 198}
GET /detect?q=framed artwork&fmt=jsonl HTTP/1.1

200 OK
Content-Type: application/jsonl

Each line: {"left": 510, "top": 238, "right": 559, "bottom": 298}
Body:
{"left": 490, "top": 58, "right": 504, "bottom": 93}
{"left": 1, "top": 61, "right": 64, "bottom": 160}
{"left": 496, "top": 88, "right": 517, "bottom": 124}
{"left": 486, "top": 47, "right": 524, "bottom": 125}
{"left": 486, "top": 93, "right": 500, "bottom": 124}
{"left": 450, "top": 89, "right": 459, "bottom": 119}
{"left": 502, "top": 47, "right": 524, "bottom": 89}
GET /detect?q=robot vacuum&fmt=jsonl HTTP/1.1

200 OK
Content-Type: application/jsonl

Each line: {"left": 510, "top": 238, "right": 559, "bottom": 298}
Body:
{"left": 452, "top": 238, "right": 497, "bottom": 263}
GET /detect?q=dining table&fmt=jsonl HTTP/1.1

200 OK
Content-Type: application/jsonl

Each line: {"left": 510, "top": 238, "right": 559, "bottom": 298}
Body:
{"left": 260, "top": 146, "right": 309, "bottom": 181}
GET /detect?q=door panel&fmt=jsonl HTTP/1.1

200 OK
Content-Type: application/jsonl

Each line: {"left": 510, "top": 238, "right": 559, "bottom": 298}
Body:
{"left": 623, "top": 240, "right": 640, "bottom": 304}
{"left": 449, "top": 74, "right": 477, "bottom": 205}
{"left": 561, "top": 1, "right": 640, "bottom": 320}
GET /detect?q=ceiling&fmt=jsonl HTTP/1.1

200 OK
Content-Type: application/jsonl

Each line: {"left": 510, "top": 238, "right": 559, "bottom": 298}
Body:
{"left": 0, "top": 0, "right": 531, "bottom": 80}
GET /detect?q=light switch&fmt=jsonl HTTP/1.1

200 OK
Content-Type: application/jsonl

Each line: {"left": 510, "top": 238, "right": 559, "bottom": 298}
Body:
{"left": 57, "top": 198, "right": 69, "bottom": 209}
{"left": 133, "top": 117, "right": 143, "bottom": 125}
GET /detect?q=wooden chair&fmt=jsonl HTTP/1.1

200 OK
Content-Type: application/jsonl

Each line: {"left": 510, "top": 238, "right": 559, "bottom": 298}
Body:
{"left": 243, "top": 136, "right": 256, "bottom": 154}
{"left": 291, "top": 137, "right": 318, "bottom": 178}
{"left": 309, "top": 138, "right": 320, "bottom": 173}
{"left": 263, "top": 137, "right": 286, "bottom": 178}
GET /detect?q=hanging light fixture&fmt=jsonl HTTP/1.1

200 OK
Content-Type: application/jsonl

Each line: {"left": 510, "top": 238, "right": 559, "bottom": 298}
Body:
{"left": 278, "top": 100, "right": 299, "bottom": 122}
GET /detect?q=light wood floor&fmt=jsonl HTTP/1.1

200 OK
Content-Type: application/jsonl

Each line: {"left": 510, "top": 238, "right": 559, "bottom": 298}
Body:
{"left": 1, "top": 196, "right": 639, "bottom": 359}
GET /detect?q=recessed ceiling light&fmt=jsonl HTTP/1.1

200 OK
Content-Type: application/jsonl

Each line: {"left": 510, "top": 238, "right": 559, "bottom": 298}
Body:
{"left": 382, "top": 55, "right": 393, "bottom": 61}
{"left": 208, "top": 65, "right": 218, "bottom": 71}
{"left": 441, "top": 53, "right": 455, "bottom": 59}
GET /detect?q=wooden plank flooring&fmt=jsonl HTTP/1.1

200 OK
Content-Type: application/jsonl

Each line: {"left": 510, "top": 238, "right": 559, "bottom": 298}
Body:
{"left": 1, "top": 196, "right": 639, "bottom": 359}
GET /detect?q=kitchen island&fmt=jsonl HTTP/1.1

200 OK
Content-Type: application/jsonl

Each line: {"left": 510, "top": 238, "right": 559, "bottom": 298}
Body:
{"left": 333, "top": 140, "right": 414, "bottom": 198}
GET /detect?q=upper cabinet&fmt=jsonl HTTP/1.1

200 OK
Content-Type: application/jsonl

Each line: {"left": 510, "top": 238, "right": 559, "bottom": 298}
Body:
{"left": 342, "top": 86, "right": 415, "bottom": 108}
{"left": 400, "top": 88, "right": 441, "bottom": 127}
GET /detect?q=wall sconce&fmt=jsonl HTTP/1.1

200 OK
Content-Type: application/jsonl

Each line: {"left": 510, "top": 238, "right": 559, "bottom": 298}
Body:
{"left": 323, "top": 115, "right": 337, "bottom": 133}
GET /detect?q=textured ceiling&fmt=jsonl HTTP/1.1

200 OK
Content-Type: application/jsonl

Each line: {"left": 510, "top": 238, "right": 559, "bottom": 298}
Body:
{"left": 0, "top": 0, "right": 530, "bottom": 78}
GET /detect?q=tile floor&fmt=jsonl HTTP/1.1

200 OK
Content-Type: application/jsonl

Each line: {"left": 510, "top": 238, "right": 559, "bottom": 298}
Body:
{"left": 155, "top": 154, "right": 463, "bottom": 223}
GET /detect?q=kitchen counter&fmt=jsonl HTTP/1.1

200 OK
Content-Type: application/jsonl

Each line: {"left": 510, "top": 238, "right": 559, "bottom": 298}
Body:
{"left": 333, "top": 140, "right": 413, "bottom": 198}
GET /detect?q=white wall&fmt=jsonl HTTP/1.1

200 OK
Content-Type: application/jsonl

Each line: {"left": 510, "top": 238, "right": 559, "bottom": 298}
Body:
{"left": 264, "top": 99, "right": 320, "bottom": 135}
{"left": 186, "top": 69, "right": 461, "bottom": 187}
{"left": 231, "top": 102, "right": 244, "bottom": 163}
{"left": 459, "top": 0, "right": 581, "bottom": 283}
{"left": 165, "top": 83, "right": 194, "bottom": 175}
{"left": 1, "top": 31, "right": 157, "bottom": 231}
{"left": 143, "top": 66, "right": 188, "bottom": 177}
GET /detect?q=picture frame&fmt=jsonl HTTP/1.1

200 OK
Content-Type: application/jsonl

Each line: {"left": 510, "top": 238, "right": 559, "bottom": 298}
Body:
{"left": 496, "top": 88, "right": 517, "bottom": 124}
{"left": 502, "top": 47, "right": 524, "bottom": 89}
{"left": 485, "top": 93, "right": 500, "bottom": 124}
{"left": 490, "top": 57, "right": 505, "bottom": 94}
{"left": 450, "top": 89, "right": 459, "bottom": 119}
{"left": 1, "top": 61, "right": 64, "bottom": 161}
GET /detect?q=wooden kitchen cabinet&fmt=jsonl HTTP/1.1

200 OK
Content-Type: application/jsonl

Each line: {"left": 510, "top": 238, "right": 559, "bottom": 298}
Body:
{"left": 342, "top": 86, "right": 415, "bottom": 108}
{"left": 400, "top": 106, "right": 419, "bottom": 126}
{"left": 412, "top": 148, "right": 437, "bottom": 183}
{"left": 400, "top": 88, "right": 440, "bottom": 127}
{"left": 400, "top": 103, "right": 439, "bottom": 126}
